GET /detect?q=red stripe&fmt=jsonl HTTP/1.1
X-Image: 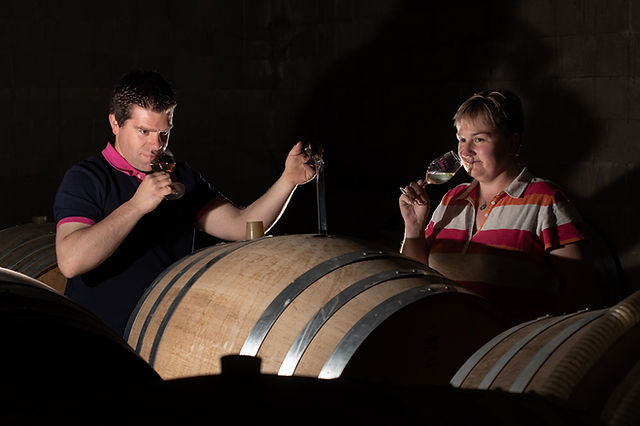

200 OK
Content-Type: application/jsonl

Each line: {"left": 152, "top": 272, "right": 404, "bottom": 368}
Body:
{"left": 525, "top": 180, "right": 568, "bottom": 197}
{"left": 57, "top": 216, "right": 95, "bottom": 228}
{"left": 473, "top": 228, "right": 545, "bottom": 252}
{"left": 441, "top": 184, "right": 474, "bottom": 205}
{"left": 433, "top": 228, "right": 467, "bottom": 241}
{"left": 542, "top": 222, "right": 584, "bottom": 250}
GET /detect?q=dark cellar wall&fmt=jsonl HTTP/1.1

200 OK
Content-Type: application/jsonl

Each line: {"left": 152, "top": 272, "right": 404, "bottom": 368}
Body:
{"left": 1, "top": 0, "right": 639, "bottom": 295}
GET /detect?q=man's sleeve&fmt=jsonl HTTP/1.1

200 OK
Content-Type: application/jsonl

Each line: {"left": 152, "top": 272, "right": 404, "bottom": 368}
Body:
{"left": 53, "top": 164, "right": 104, "bottom": 227}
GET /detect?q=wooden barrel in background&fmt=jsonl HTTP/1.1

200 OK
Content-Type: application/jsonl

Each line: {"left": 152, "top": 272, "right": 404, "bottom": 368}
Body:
{"left": 450, "top": 290, "right": 640, "bottom": 425}
{"left": 0, "top": 222, "right": 66, "bottom": 293}
{"left": 0, "top": 267, "right": 161, "bottom": 402}
{"left": 601, "top": 358, "right": 640, "bottom": 426}
{"left": 125, "top": 234, "right": 512, "bottom": 385}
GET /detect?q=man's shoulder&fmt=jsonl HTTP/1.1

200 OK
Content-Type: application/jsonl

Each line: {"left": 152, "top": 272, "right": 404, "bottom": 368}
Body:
{"left": 57, "top": 153, "right": 125, "bottom": 203}
{"left": 63, "top": 153, "right": 112, "bottom": 180}
{"left": 69, "top": 152, "right": 107, "bottom": 169}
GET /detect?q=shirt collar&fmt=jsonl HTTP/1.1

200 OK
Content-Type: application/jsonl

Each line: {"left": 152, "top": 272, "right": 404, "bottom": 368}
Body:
{"left": 101, "top": 143, "right": 147, "bottom": 182}
{"left": 456, "top": 166, "right": 533, "bottom": 201}
{"left": 505, "top": 166, "right": 533, "bottom": 198}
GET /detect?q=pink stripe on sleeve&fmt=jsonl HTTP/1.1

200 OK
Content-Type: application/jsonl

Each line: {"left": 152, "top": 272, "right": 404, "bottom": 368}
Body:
{"left": 56, "top": 216, "right": 96, "bottom": 228}
{"left": 541, "top": 222, "right": 585, "bottom": 250}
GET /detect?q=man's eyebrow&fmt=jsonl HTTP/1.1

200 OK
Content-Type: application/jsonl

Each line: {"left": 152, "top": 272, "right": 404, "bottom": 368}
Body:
{"left": 135, "top": 125, "right": 173, "bottom": 132}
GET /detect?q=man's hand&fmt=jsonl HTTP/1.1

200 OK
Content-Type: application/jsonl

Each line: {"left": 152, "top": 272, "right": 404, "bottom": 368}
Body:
{"left": 282, "top": 141, "right": 317, "bottom": 186}
{"left": 129, "top": 171, "right": 174, "bottom": 214}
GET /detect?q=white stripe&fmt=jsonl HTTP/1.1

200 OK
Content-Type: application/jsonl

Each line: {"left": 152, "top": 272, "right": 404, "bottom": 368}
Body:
{"left": 481, "top": 204, "right": 540, "bottom": 233}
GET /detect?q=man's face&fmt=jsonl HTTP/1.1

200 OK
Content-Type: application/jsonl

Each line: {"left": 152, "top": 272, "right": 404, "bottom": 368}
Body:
{"left": 110, "top": 105, "right": 173, "bottom": 172}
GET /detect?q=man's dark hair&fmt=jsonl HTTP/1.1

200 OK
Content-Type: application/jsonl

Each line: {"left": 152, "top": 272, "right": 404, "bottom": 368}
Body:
{"left": 109, "top": 70, "right": 177, "bottom": 126}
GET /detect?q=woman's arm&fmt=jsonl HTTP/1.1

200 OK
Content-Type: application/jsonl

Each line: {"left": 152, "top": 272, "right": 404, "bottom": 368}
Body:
{"left": 399, "top": 179, "right": 431, "bottom": 264}
{"left": 549, "top": 241, "right": 601, "bottom": 312}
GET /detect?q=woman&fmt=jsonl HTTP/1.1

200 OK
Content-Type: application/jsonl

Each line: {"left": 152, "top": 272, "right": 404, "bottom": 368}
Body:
{"left": 399, "top": 90, "right": 596, "bottom": 322}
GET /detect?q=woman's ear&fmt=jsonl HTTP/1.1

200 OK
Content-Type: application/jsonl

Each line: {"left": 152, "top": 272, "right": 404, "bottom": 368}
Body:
{"left": 509, "top": 132, "right": 521, "bottom": 156}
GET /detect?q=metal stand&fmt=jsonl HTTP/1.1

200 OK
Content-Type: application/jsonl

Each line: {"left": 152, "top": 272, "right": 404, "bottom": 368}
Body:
{"left": 315, "top": 156, "right": 327, "bottom": 236}
{"left": 306, "top": 145, "right": 327, "bottom": 236}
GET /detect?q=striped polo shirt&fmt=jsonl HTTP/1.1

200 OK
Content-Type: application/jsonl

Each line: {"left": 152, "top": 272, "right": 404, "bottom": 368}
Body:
{"left": 425, "top": 167, "right": 586, "bottom": 321}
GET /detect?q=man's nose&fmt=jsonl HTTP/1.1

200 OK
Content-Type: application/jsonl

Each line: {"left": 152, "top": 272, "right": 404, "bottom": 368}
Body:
{"left": 154, "top": 133, "right": 167, "bottom": 150}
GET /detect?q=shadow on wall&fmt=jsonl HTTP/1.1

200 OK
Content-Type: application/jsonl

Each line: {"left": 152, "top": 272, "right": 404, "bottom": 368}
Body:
{"left": 274, "top": 1, "right": 635, "bottom": 294}
{"left": 579, "top": 166, "right": 640, "bottom": 297}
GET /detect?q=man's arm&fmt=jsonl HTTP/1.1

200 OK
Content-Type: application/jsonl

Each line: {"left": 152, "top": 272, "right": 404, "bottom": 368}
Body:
{"left": 56, "top": 171, "right": 174, "bottom": 278}
{"left": 197, "top": 142, "right": 315, "bottom": 241}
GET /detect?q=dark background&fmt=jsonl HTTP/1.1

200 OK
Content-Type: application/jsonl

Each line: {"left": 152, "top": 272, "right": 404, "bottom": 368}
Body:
{"left": 1, "top": 0, "right": 638, "bottom": 296}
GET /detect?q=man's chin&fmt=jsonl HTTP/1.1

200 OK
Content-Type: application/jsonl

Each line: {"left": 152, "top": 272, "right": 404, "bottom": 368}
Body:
{"left": 135, "top": 164, "right": 153, "bottom": 173}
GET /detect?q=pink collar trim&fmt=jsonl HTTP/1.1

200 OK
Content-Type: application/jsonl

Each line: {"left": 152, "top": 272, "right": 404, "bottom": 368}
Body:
{"left": 101, "top": 143, "right": 147, "bottom": 182}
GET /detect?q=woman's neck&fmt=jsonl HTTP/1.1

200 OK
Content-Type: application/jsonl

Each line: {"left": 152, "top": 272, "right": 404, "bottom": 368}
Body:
{"left": 477, "top": 165, "right": 521, "bottom": 203}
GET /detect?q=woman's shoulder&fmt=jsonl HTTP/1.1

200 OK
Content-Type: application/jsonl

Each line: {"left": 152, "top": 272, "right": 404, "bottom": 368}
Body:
{"left": 445, "top": 181, "right": 474, "bottom": 198}
{"left": 526, "top": 176, "right": 569, "bottom": 198}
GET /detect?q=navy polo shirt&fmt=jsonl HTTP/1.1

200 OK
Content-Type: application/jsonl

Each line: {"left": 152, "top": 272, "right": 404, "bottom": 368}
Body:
{"left": 53, "top": 143, "right": 220, "bottom": 336}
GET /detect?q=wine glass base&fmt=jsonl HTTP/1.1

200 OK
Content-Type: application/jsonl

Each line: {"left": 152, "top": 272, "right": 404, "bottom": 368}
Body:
{"left": 164, "top": 183, "right": 185, "bottom": 200}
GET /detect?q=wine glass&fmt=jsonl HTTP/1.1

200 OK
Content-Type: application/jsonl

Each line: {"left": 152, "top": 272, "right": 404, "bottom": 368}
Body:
{"left": 303, "top": 143, "right": 324, "bottom": 169}
{"left": 399, "top": 150, "right": 462, "bottom": 195}
{"left": 150, "top": 148, "right": 185, "bottom": 200}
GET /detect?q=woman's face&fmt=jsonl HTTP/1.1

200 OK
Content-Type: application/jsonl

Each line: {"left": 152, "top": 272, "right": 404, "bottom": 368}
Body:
{"left": 456, "top": 116, "right": 518, "bottom": 183}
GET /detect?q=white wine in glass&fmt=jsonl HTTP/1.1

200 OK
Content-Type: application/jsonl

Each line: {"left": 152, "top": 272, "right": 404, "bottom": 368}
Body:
{"left": 151, "top": 148, "right": 185, "bottom": 200}
{"left": 400, "top": 150, "right": 462, "bottom": 194}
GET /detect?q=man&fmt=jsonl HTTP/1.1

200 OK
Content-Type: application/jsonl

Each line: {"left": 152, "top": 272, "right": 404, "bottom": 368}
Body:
{"left": 54, "top": 70, "right": 315, "bottom": 336}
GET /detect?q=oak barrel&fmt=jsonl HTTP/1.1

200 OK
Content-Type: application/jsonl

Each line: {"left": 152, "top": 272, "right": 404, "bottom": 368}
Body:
{"left": 600, "top": 358, "right": 640, "bottom": 426}
{"left": 451, "top": 289, "right": 640, "bottom": 421}
{"left": 0, "top": 222, "right": 66, "bottom": 293}
{"left": 125, "top": 234, "right": 511, "bottom": 384}
{"left": 0, "top": 267, "right": 161, "bottom": 401}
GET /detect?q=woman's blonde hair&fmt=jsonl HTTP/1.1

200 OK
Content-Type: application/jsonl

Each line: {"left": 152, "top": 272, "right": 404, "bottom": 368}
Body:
{"left": 453, "top": 90, "right": 524, "bottom": 138}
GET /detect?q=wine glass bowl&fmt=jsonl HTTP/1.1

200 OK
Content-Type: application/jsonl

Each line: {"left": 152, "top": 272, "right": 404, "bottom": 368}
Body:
{"left": 400, "top": 150, "right": 462, "bottom": 195}
{"left": 424, "top": 150, "right": 462, "bottom": 184}
{"left": 151, "top": 149, "right": 185, "bottom": 200}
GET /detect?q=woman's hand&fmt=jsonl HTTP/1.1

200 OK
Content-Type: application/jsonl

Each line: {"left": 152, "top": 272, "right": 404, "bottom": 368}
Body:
{"left": 399, "top": 179, "right": 431, "bottom": 238}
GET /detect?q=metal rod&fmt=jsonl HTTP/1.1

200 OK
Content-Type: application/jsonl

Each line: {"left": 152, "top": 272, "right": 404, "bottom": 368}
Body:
{"left": 314, "top": 154, "right": 327, "bottom": 235}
